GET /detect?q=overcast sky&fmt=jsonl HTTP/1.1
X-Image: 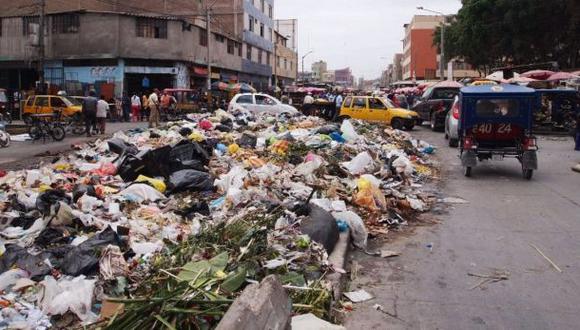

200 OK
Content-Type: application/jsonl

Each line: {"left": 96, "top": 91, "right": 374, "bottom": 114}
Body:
{"left": 275, "top": 0, "right": 462, "bottom": 80}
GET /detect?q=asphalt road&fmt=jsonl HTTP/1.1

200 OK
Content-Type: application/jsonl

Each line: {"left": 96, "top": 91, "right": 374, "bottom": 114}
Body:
{"left": 0, "top": 122, "right": 147, "bottom": 169}
{"left": 344, "top": 126, "right": 580, "bottom": 329}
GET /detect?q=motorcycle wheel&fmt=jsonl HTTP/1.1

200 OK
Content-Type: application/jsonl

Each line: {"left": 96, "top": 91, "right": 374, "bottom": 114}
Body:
{"left": 29, "top": 126, "right": 42, "bottom": 140}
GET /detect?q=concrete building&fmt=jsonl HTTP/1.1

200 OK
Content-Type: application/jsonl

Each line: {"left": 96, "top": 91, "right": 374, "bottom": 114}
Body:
{"left": 311, "top": 60, "right": 327, "bottom": 82}
{"left": 334, "top": 67, "right": 354, "bottom": 87}
{"left": 272, "top": 31, "right": 298, "bottom": 87}
{"left": 392, "top": 53, "right": 403, "bottom": 82}
{"left": 322, "top": 70, "right": 335, "bottom": 84}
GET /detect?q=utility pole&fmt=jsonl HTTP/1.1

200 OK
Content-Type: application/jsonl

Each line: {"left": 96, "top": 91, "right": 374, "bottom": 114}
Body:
{"left": 38, "top": 0, "right": 46, "bottom": 94}
{"left": 206, "top": 7, "right": 212, "bottom": 92}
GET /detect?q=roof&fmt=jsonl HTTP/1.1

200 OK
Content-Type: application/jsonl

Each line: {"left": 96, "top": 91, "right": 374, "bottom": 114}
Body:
{"left": 461, "top": 84, "right": 536, "bottom": 95}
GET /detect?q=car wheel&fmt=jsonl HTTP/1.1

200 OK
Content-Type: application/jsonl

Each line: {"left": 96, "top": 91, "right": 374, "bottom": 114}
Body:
{"left": 391, "top": 118, "right": 404, "bottom": 130}
{"left": 430, "top": 114, "right": 441, "bottom": 132}
{"left": 29, "top": 126, "right": 42, "bottom": 140}
{"left": 51, "top": 125, "right": 66, "bottom": 141}
{"left": 449, "top": 138, "right": 459, "bottom": 148}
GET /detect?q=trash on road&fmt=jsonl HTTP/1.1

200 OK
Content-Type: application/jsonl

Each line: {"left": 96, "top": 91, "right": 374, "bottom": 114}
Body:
{"left": 0, "top": 111, "right": 436, "bottom": 328}
{"left": 380, "top": 250, "right": 401, "bottom": 258}
{"left": 530, "top": 243, "right": 563, "bottom": 273}
{"left": 468, "top": 270, "right": 510, "bottom": 290}
{"left": 343, "top": 289, "right": 374, "bottom": 303}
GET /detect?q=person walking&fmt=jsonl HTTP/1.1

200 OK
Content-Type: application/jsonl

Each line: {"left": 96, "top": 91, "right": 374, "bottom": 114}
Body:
{"left": 122, "top": 92, "right": 131, "bottom": 122}
{"left": 82, "top": 91, "right": 98, "bottom": 136}
{"left": 148, "top": 88, "right": 160, "bottom": 128}
{"left": 303, "top": 92, "right": 314, "bottom": 116}
{"left": 96, "top": 95, "right": 109, "bottom": 135}
{"left": 333, "top": 93, "right": 344, "bottom": 121}
{"left": 141, "top": 93, "right": 149, "bottom": 121}
{"left": 131, "top": 93, "right": 141, "bottom": 122}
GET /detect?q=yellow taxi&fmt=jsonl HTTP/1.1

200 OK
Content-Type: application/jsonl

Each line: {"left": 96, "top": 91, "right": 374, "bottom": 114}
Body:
{"left": 338, "top": 96, "right": 420, "bottom": 130}
{"left": 23, "top": 95, "right": 82, "bottom": 123}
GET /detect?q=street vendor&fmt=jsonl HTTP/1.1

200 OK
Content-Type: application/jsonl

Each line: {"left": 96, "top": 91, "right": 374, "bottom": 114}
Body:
{"left": 303, "top": 92, "right": 314, "bottom": 115}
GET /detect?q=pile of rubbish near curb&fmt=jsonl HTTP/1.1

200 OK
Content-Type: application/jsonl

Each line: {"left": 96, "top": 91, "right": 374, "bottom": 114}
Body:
{"left": 0, "top": 108, "right": 436, "bottom": 329}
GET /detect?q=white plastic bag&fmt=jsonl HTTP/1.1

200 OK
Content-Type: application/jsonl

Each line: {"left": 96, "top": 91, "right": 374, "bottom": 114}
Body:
{"left": 117, "top": 184, "right": 165, "bottom": 202}
{"left": 340, "top": 120, "right": 361, "bottom": 142}
{"left": 393, "top": 155, "right": 414, "bottom": 176}
{"left": 342, "top": 152, "right": 373, "bottom": 175}
{"left": 39, "top": 275, "right": 98, "bottom": 324}
{"left": 332, "top": 211, "right": 368, "bottom": 249}
{"left": 214, "top": 166, "right": 248, "bottom": 193}
{"left": 0, "top": 268, "right": 29, "bottom": 291}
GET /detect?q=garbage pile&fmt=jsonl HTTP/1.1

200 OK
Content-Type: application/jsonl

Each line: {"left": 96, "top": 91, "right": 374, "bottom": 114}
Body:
{"left": 0, "top": 109, "right": 436, "bottom": 329}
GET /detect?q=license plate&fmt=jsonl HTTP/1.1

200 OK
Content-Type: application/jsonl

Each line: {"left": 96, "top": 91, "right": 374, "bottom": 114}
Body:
{"left": 492, "top": 154, "right": 504, "bottom": 161}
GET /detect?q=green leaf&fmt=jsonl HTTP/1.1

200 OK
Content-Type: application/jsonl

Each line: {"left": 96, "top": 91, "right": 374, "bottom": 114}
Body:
{"left": 154, "top": 315, "right": 177, "bottom": 330}
{"left": 221, "top": 267, "right": 247, "bottom": 293}
{"left": 280, "top": 272, "right": 306, "bottom": 287}
{"left": 177, "top": 252, "right": 229, "bottom": 282}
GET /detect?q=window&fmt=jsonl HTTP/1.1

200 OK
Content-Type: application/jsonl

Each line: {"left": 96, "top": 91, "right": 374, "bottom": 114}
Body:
{"left": 26, "top": 97, "right": 34, "bottom": 107}
{"left": 246, "top": 44, "right": 252, "bottom": 60}
{"left": 268, "top": 5, "right": 273, "bottom": 18}
{"left": 237, "top": 95, "right": 253, "bottom": 104}
{"left": 290, "top": 61, "right": 293, "bottom": 70}
{"left": 256, "top": 95, "right": 276, "bottom": 105}
{"left": 136, "top": 18, "right": 167, "bottom": 39}
{"left": 258, "top": 49, "right": 263, "bottom": 64}
{"left": 248, "top": 15, "right": 254, "bottom": 32}
{"left": 199, "top": 28, "right": 208, "bottom": 46}
{"left": 261, "top": 0, "right": 265, "bottom": 12}
{"left": 268, "top": 28, "right": 272, "bottom": 42}
{"left": 353, "top": 97, "right": 366, "bottom": 108}
{"left": 52, "top": 14, "right": 79, "bottom": 34}
{"left": 237, "top": 42, "right": 242, "bottom": 56}
{"left": 476, "top": 99, "right": 520, "bottom": 118}
{"left": 227, "top": 39, "right": 234, "bottom": 54}
{"left": 260, "top": 23, "right": 264, "bottom": 37}
{"left": 22, "top": 16, "right": 39, "bottom": 36}
{"left": 266, "top": 52, "right": 270, "bottom": 66}
{"left": 369, "top": 98, "right": 387, "bottom": 110}
{"left": 215, "top": 34, "right": 225, "bottom": 43}
{"left": 35, "top": 96, "right": 49, "bottom": 107}
{"left": 51, "top": 97, "right": 68, "bottom": 108}
{"left": 284, "top": 59, "right": 287, "bottom": 70}
{"left": 432, "top": 88, "right": 459, "bottom": 100}
{"left": 343, "top": 97, "right": 353, "bottom": 108}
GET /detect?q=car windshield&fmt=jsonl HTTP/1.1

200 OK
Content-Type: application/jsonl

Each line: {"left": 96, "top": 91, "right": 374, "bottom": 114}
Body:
{"left": 432, "top": 88, "right": 459, "bottom": 99}
{"left": 66, "top": 97, "right": 82, "bottom": 106}
{"left": 382, "top": 98, "right": 396, "bottom": 108}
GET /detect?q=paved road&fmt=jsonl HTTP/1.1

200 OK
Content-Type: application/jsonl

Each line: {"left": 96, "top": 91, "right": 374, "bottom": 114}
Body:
{"left": 344, "top": 127, "right": 580, "bottom": 329}
{"left": 0, "top": 122, "right": 147, "bottom": 168}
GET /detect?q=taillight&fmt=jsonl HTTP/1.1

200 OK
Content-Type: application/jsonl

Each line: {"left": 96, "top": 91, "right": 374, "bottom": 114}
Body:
{"left": 523, "top": 137, "right": 537, "bottom": 150}
{"left": 452, "top": 103, "right": 460, "bottom": 120}
{"left": 464, "top": 136, "right": 477, "bottom": 149}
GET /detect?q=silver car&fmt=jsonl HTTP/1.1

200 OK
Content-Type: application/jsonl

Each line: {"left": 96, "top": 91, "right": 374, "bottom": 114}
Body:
{"left": 444, "top": 96, "right": 460, "bottom": 148}
{"left": 228, "top": 93, "right": 299, "bottom": 116}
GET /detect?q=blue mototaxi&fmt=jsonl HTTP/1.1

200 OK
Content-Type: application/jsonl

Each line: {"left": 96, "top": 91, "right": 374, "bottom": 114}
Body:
{"left": 458, "top": 85, "right": 539, "bottom": 179}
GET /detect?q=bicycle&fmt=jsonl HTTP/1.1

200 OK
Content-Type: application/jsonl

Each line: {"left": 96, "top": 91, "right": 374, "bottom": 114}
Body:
{"left": 29, "top": 112, "right": 66, "bottom": 142}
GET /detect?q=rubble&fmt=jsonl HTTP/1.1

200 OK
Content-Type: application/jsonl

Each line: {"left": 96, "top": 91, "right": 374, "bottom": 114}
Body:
{"left": 0, "top": 109, "right": 436, "bottom": 328}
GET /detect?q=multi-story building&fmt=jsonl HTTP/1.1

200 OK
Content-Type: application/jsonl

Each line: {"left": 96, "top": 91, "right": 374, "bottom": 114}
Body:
{"left": 311, "top": 60, "right": 327, "bottom": 82}
{"left": 322, "top": 70, "right": 335, "bottom": 84}
{"left": 272, "top": 31, "right": 297, "bottom": 87}
{"left": 392, "top": 53, "right": 403, "bottom": 82}
{"left": 334, "top": 67, "right": 354, "bottom": 87}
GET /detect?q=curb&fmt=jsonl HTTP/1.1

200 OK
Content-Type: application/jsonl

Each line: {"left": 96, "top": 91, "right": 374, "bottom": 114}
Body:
{"left": 326, "top": 231, "right": 351, "bottom": 315}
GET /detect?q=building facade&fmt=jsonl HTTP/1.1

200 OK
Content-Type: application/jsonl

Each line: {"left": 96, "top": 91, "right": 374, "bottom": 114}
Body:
{"left": 272, "top": 31, "right": 298, "bottom": 87}
{"left": 334, "top": 67, "right": 354, "bottom": 87}
{"left": 311, "top": 60, "right": 327, "bottom": 82}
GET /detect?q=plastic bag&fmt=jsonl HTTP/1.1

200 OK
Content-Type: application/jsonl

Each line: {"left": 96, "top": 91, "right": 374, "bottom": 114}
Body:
{"left": 99, "top": 245, "right": 129, "bottom": 280}
{"left": 0, "top": 268, "right": 29, "bottom": 291}
{"left": 214, "top": 166, "right": 248, "bottom": 193}
{"left": 51, "top": 201, "right": 75, "bottom": 226}
{"left": 237, "top": 133, "right": 258, "bottom": 148}
{"left": 168, "top": 170, "right": 215, "bottom": 193}
{"left": 77, "top": 194, "right": 103, "bottom": 213}
{"left": 300, "top": 205, "right": 340, "bottom": 253}
{"left": 340, "top": 120, "right": 361, "bottom": 142}
{"left": 332, "top": 211, "right": 368, "bottom": 249}
{"left": 117, "top": 184, "right": 165, "bottom": 202}
{"left": 92, "top": 163, "right": 117, "bottom": 176}
{"left": 392, "top": 155, "right": 414, "bottom": 176}
{"left": 107, "top": 138, "right": 138, "bottom": 155}
{"left": 72, "top": 184, "right": 97, "bottom": 203}
{"left": 135, "top": 175, "right": 167, "bottom": 193}
{"left": 39, "top": 275, "right": 98, "bottom": 324}
{"left": 36, "top": 189, "right": 71, "bottom": 215}
{"left": 342, "top": 152, "right": 373, "bottom": 175}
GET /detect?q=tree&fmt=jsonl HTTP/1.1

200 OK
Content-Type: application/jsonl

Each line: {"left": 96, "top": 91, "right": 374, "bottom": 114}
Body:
{"left": 434, "top": 0, "right": 580, "bottom": 72}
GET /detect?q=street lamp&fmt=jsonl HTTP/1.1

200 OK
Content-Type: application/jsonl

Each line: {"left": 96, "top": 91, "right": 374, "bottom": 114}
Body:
{"left": 301, "top": 50, "right": 313, "bottom": 82}
{"left": 417, "top": 6, "right": 447, "bottom": 80}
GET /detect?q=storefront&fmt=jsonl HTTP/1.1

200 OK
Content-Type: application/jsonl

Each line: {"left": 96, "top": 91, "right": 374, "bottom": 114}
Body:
{"left": 124, "top": 66, "right": 178, "bottom": 95}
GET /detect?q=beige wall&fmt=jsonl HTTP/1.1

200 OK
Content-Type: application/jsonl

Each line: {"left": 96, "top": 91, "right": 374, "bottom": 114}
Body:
{"left": 274, "top": 43, "right": 297, "bottom": 80}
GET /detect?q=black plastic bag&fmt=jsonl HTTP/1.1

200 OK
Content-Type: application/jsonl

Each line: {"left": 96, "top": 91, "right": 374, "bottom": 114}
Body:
{"left": 36, "top": 189, "right": 71, "bottom": 215}
{"left": 117, "top": 153, "right": 146, "bottom": 182}
{"left": 168, "top": 170, "right": 215, "bottom": 194}
{"left": 108, "top": 138, "right": 138, "bottom": 155}
{"left": 72, "top": 184, "right": 97, "bottom": 203}
{"left": 176, "top": 201, "right": 210, "bottom": 217}
{"left": 179, "top": 127, "right": 193, "bottom": 137}
{"left": 215, "top": 124, "right": 233, "bottom": 132}
{"left": 317, "top": 124, "right": 340, "bottom": 135}
{"left": 35, "top": 227, "right": 70, "bottom": 247}
{"left": 300, "top": 204, "right": 340, "bottom": 253}
{"left": 0, "top": 244, "right": 56, "bottom": 280}
{"left": 60, "top": 226, "right": 124, "bottom": 276}
{"left": 237, "top": 133, "right": 258, "bottom": 148}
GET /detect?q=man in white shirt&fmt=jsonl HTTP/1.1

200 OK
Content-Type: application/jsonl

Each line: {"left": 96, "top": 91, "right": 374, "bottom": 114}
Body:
{"left": 303, "top": 92, "right": 315, "bottom": 116}
{"left": 148, "top": 89, "right": 160, "bottom": 128}
{"left": 131, "top": 93, "right": 141, "bottom": 122}
{"left": 333, "top": 93, "right": 344, "bottom": 120}
{"left": 96, "top": 95, "right": 109, "bottom": 134}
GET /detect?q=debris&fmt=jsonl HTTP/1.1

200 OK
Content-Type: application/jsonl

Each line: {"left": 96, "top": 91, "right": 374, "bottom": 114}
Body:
{"left": 343, "top": 289, "right": 374, "bottom": 303}
{"left": 468, "top": 270, "right": 510, "bottom": 290}
{"left": 530, "top": 243, "right": 563, "bottom": 273}
{"left": 442, "top": 197, "right": 470, "bottom": 204}
{"left": 380, "top": 250, "right": 401, "bottom": 258}
{"left": 291, "top": 313, "right": 346, "bottom": 330}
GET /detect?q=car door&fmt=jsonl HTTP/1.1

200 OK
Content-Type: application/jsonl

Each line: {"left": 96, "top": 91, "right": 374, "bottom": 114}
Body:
{"left": 255, "top": 94, "right": 278, "bottom": 114}
{"left": 34, "top": 96, "right": 50, "bottom": 115}
{"left": 340, "top": 96, "right": 353, "bottom": 117}
{"left": 234, "top": 94, "right": 255, "bottom": 112}
{"left": 351, "top": 97, "right": 368, "bottom": 120}
{"left": 50, "top": 96, "right": 68, "bottom": 117}
{"left": 368, "top": 97, "right": 389, "bottom": 122}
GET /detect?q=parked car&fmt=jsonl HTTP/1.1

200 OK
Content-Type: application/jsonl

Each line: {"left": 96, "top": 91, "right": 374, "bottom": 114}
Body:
{"left": 228, "top": 93, "right": 299, "bottom": 116}
{"left": 338, "top": 96, "right": 420, "bottom": 130}
{"left": 444, "top": 96, "right": 460, "bottom": 147}
{"left": 411, "top": 81, "right": 462, "bottom": 131}
{"left": 23, "top": 95, "right": 82, "bottom": 124}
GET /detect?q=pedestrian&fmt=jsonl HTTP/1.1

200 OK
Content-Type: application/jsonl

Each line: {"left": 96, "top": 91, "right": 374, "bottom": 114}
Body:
{"left": 160, "top": 91, "right": 171, "bottom": 120}
{"left": 303, "top": 92, "right": 314, "bottom": 116}
{"left": 96, "top": 95, "right": 109, "bottom": 135}
{"left": 131, "top": 93, "right": 141, "bottom": 122}
{"left": 122, "top": 92, "right": 131, "bottom": 122}
{"left": 141, "top": 93, "right": 149, "bottom": 121}
{"left": 114, "top": 97, "right": 122, "bottom": 122}
{"left": 575, "top": 113, "right": 580, "bottom": 151}
{"left": 333, "top": 93, "right": 344, "bottom": 121}
{"left": 82, "top": 91, "right": 98, "bottom": 137}
{"left": 148, "top": 88, "right": 160, "bottom": 128}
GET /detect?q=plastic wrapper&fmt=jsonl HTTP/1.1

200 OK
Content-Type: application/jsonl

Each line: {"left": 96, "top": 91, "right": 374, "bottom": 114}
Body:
{"left": 135, "top": 175, "right": 167, "bottom": 193}
{"left": 342, "top": 152, "right": 374, "bottom": 175}
{"left": 117, "top": 184, "right": 165, "bottom": 202}
{"left": 39, "top": 275, "right": 98, "bottom": 324}
{"left": 340, "top": 120, "right": 361, "bottom": 142}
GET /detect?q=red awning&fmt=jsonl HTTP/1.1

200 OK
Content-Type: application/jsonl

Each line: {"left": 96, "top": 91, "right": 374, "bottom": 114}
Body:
{"left": 193, "top": 67, "right": 208, "bottom": 76}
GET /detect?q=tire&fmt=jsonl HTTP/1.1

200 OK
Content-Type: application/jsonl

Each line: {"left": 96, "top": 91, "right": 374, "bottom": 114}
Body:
{"left": 523, "top": 169, "right": 533, "bottom": 180}
{"left": 449, "top": 138, "right": 459, "bottom": 148}
{"left": 464, "top": 166, "right": 472, "bottom": 177}
{"left": 0, "top": 131, "right": 10, "bottom": 147}
{"left": 430, "top": 114, "right": 442, "bottom": 132}
{"left": 29, "top": 126, "right": 42, "bottom": 140}
{"left": 391, "top": 118, "right": 404, "bottom": 130}
{"left": 50, "top": 125, "right": 66, "bottom": 141}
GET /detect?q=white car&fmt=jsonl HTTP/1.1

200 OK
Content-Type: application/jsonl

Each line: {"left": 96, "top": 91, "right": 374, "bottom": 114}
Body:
{"left": 444, "top": 96, "right": 460, "bottom": 147}
{"left": 228, "top": 93, "right": 299, "bottom": 116}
